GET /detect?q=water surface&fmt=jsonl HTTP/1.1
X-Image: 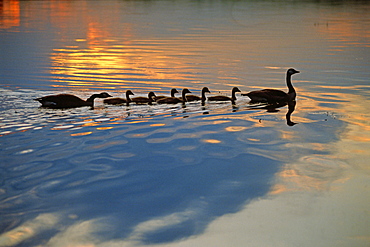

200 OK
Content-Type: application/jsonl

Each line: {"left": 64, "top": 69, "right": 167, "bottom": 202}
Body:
{"left": 0, "top": 1, "right": 369, "bottom": 246}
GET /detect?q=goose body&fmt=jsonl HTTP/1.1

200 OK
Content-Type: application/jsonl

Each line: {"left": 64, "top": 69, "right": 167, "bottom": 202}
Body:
{"left": 157, "top": 88, "right": 191, "bottom": 104}
{"left": 183, "top": 87, "right": 211, "bottom": 102}
{"left": 243, "top": 68, "right": 300, "bottom": 104}
{"left": 104, "top": 90, "right": 134, "bottom": 105}
{"left": 208, "top": 87, "right": 241, "bottom": 103}
{"left": 34, "top": 92, "right": 112, "bottom": 109}
{"left": 155, "top": 88, "right": 179, "bottom": 101}
{"left": 131, "top": 92, "right": 156, "bottom": 105}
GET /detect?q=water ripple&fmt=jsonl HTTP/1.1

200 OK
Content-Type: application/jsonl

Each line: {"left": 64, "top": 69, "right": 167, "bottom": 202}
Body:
{"left": 0, "top": 87, "right": 353, "bottom": 246}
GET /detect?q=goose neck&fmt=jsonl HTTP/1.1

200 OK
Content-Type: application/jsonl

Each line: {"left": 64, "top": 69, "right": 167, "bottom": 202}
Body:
{"left": 231, "top": 91, "right": 237, "bottom": 101}
{"left": 182, "top": 91, "right": 188, "bottom": 102}
{"left": 86, "top": 94, "right": 99, "bottom": 103}
{"left": 286, "top": 73, "right": 295, "bottom": 94}
{"left": 126, "top": 92, "right": 132, "bottom": 102}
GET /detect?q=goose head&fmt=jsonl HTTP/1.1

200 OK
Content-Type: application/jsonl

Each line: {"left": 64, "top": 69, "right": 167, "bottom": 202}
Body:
{"left": 288, "top": 68, "right": 300, "bottom": 75}
{"left": 148, "top": 92, "right": 156, "bottom": 99}
{"left": 97, "top": 92, "right": 112, "bottom": 98}
{"left": 232, "top": 87, "right": 242, "bottom": 93}
{"left": 126, "top": 90, "right": 134, "bottom": 96}
{"left": 202, "top": 87, "right": 211, "bottom": 93}
{"left": 182, "top": 88, "right": 191, "bottom": 95}
{"left": 171, "top": 88, "right": 179, "bottom": 95}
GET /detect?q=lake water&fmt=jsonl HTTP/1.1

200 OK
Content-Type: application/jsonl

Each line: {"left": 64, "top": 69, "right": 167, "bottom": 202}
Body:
{"left": 0, "top": 0, "right": 369, "bottom": 246}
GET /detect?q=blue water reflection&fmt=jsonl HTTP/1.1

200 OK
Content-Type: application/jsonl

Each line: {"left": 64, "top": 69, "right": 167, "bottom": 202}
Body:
{"left": 1, "top": 0, "right": 370, "bottom": 246}
{"left": 1, "top": 91, "right": 289, "bottom": 245}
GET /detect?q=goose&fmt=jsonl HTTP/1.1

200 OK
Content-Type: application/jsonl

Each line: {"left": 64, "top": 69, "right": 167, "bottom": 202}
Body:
{"left": 155, "top": 88, "right": 179, "bottom": 101}
{"left": 207, "top": 87, "right": 241, "bottom": 104}
{"left": 34, "top": 92, "right": 112, "bottom": 109}
{"left": 103, "top": 90, "right": 134, "bottom": 105}
{"left": 183, "top": 87, "right": 211, "bottom": 102}
{"left": 242, "top": 68, "right": 300, "bottom": 104}
{"left": 131, "top": 92, "right": 156, "bottom": 105}
{"left": 157, "top": 88, "right": 191, "bottom": 104}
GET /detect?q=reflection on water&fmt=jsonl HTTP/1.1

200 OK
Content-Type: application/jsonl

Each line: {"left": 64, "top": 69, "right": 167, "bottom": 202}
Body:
{"left": 0, "top": 0, "right": 20, "bottom": 29}
{"left": 1, "top": 0, "right": 370, "bottom": 246}
{"left": 0, "top": 88, "right": 288, "bottom": 245}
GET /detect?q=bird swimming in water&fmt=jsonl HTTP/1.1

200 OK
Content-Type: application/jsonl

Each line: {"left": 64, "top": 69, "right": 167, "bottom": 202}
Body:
{"left": 207, "top": 87, "right": 241, "bottom": 104}
{"left": 243, "top": 68, "right": 300, "bottom": 104}
{"left": 157, "top": 88, "right": 191, "bottom": 104}
{"left": 103, "top": 90, "right": 134, "bottom": 105}
{"left": 155, "top": 88, "right": 179, "bottom": 101}
{"left": 34, "top": 92, "right": 112, "bottom": 109}
{"left": 183, "top": 87, "right": 211, "bottom": 102}
{"left": 131, "top": 92, "right": 156, "bottom": 105}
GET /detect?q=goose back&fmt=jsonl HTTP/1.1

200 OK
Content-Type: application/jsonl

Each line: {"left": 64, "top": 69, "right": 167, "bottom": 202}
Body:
{"left": 157, "top": 88, "right": 191, "bottom": 104}
{"left": 185, "top": 87, "right": 211, "bottom": 102}
{"left": 208, "top": 87, "right": 241, "bottom": 102}
{"left": 131, "top": 92, "right": 156, "bottom": 105}
{"left": 155, "top": 88, "right": 179, "bottom": 101}
{"left": 35, "top": 92, "right": 111, "bottom": 109}
{"left": 104, "top": 90, "right": 134, "bottom": 105}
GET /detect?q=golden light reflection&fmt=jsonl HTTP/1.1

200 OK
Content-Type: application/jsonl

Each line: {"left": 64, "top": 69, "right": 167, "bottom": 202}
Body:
{"left": 203, "top": 139, "right": 221, "bottom": 144}
{"left": 225, "top": 126, "right": 248, "bottom": 132}
{"left": 271, "top": 89, "right": 370, "bottom": 194}
{"left": 96, "top": 126, "right": 113, "bottom": 130}
{"left": 48, "top": 8, "right": 196, "bottom": 91}
{"left": 0, "top": 0, "right": 20, "bottom": 29}
{"left": 212, "top": 120, "right": 231, "bottom": 125}
{"left": 150, "top": 123, "right": 166, "bottom": 127}
{"left": 316, "top": 14, "right": 370, "bottom": 47}
{"left": 131, "top": 133, "right": 146, "bottom": 138}
{"left": 280, "top": 130, "right": 295, "bottom": 140}
{"left": 70, "top": 132, "right": 92, "bottom": 137}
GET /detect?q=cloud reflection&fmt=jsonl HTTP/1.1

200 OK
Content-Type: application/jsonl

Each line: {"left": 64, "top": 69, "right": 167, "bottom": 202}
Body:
{"left": 0, "top": 214, "right": 59, "bottom": 247}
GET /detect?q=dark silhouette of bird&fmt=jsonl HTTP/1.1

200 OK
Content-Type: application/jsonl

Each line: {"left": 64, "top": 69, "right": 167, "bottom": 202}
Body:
{"left": 155, "top": 88, "right": 179, "bottom": 101}
{"left": 208, "top": 87, "right": 241, "bottom": 104}
{"left": 34, "top": 92, "right": 112, "bottom": 109}
{"left": 103, "top": 90, "right": 134, "bottom": 105}
{"left": 157, "top": 88, "right": 192, "bottom": 104}
{"left": 243, "top": 68, "right": 300, "bottom": 104}
{"left": 131, "top": 92, "right": 156, "bottom": 105}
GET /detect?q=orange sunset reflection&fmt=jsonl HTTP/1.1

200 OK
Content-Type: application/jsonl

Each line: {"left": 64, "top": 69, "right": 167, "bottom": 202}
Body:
{"left": 47, "top": 3, "right": 196, "bottom": 92}
{"left": 270, "top": 89, "right": 370, "bottom": 195}
{"left": 0, "top": 0, "right": 20, "bottom": 29}
{"left": 316, "top": 9, "right": 370, "bottom": 47}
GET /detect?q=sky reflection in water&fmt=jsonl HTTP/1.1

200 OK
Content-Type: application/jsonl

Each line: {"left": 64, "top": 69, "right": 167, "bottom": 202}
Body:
{"left": 0, "top": 0, "right": 370, "bottom": 246}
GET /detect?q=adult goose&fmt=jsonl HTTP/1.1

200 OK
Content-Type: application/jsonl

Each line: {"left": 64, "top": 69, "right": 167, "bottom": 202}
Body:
{"left": 103, "top": 90, "right": 134, "bottom": 105}
{"left": 155, "top": 88, "right": 179, "bottom": 101}
{"left": 183, "top": 87, "right": 211, "bottom": 102}
{"left": 207, "top": 87, "right": 241, "bottom": 104}
{"left": 34, "top": 92, "right": 112, "bottom": 109}
{"left": 157, "top": 88, "right": 191, "bottom": 104}
{"left": 131, "top": 92, "right": 156, "bottom": 105}
{"left": 243, "top": 68, "right": 300, "bottom": 104}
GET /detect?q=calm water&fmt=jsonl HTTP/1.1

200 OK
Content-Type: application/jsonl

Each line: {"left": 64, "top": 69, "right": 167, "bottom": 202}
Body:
{"left": 1, "top": 0, "right": 369, "bottom": 246}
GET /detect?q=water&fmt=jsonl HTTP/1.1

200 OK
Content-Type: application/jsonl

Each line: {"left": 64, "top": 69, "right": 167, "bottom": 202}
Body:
{"left": 1, "top": 0, "right": 369, "bottom": 246}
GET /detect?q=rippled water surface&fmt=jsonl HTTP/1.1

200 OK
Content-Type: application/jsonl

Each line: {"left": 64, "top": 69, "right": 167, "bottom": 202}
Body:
{"left": 1, "top": 1, "right": 369, "bottom": 246}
